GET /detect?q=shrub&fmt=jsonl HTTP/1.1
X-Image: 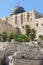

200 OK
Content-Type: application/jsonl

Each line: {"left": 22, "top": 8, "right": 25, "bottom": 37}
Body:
{"left": 7, "top": 32, "right": 14, "bottom": 41}
{"left": 25, "top": 25, "right": 30, "bottom": 35}
{"left": 14, "top": 34, "right": 29, "bottom": 42}
{"left": 39, "top": 35, "right": 43, "bottom": 41}
{"left": 1, "top": 32, "right": 7, "bottom": 42}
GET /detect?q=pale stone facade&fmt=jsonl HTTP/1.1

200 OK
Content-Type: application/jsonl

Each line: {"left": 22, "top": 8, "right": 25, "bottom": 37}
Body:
{"left": 0, "top": 9, "right": 43, "bottom": 38}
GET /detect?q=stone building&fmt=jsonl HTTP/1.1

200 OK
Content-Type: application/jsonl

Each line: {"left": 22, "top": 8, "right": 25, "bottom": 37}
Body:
{"left": 0, "top": 6, "right": 43, "bottom": 38}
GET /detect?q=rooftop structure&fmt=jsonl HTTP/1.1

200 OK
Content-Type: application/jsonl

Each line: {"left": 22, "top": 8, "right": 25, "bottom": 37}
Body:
{"left": 11, "top": 6, "right": 25, "bottom": 15}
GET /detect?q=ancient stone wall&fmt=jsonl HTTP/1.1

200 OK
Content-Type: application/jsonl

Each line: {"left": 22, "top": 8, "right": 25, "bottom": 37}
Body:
{"left": 0, "top": 42, "right": 43, "bottom": 65}
{"left": 13, "top": 59, "right": 43, "bottom": 65}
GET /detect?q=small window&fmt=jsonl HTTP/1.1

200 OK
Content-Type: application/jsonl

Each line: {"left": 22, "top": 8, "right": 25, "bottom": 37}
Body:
{"left": 36, "top": 23, "right": 38, "bottom": 27}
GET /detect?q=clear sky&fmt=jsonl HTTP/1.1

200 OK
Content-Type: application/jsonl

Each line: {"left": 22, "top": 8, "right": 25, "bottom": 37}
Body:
{"left": 0, "top": 0, "right": 43, "bottom": 18}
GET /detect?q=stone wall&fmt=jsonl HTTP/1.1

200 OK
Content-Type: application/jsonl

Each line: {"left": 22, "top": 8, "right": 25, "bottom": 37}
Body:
{"left": 0, "top": 42, "right": 43, "bottom": 65}
{"left": 13, "top": 59, "right": 43, "bottom": 65}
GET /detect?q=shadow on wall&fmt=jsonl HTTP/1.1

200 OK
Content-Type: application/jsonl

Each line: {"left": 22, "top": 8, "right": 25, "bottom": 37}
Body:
{"left": 40, "top": 58, "right": 43, "bottom": 65}
{"left": 1, "top": 55, "right": 9, "bottom": 65}
{"left": 15, "top": 27, "right": 21, "bottom": 34}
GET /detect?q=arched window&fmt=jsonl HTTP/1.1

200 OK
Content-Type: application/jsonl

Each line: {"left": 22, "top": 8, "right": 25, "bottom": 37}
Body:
{"left": 15, "top": 15, "right": 17, "bottom": 24}
{"left": 21, "top": 14, "right": 23, "bottom": 24}
{"left": 27, "top": 13, "right": 29, "bottom": 21}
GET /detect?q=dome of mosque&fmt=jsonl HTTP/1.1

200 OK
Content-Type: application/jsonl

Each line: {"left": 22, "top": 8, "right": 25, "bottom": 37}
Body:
{"left": 11, "top": 6, "right": 25, "bottom": 15}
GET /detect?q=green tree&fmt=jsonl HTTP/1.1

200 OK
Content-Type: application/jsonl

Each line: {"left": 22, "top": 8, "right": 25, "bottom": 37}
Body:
{"left": 1, "top": 32, "right": 7, "bottom": 42}
{"left": 14, "top": 34, "right": 29, "bottom": 42}
{"left": 14, "top": 34, "right": 20, "bottom": 41}
{"left": 39, "top": 35, "right": 43, "bottom": 41}
{"left": 25, "top": 25, "right": 30, "bottom": 35}
{"left": 20, "top": 35, "right": 29, "bottom": 42}
{"left": 8, "top": 32, "right": 14, "bottom": 41}
{"left": 30, "top": 29, "right": 36, "bottom": 33}
{"left": 0, "top": 33, "right": 2, "bottom": 41}
{"left": 29, "top": 29, "right": 36, "bottom": 41}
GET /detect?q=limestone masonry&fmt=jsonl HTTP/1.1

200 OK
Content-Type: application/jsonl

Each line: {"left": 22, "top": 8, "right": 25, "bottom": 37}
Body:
{"left": 0, "top": 41, "right": 43, "bottom": 65}
{"left": 0, "top": 6, "right": 43, "bottom": 38}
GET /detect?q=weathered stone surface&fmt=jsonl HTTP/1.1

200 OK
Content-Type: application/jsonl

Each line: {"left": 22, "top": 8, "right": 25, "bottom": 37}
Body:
{"left": 0, "top": 42, "right": 43, "bottom": 65}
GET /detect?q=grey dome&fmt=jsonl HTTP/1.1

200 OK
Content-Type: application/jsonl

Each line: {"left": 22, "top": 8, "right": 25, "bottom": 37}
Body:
{"left": 11, "top": 6, "right": 25, "bottom": 15}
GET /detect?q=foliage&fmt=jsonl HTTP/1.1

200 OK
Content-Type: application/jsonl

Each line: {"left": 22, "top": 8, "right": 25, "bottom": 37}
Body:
{"left": 29, "top": 29, "right": 36, "bottom": 41}
{"left": 25, "top": 25, "right": 36, "bottom": 41}
{"left": 14, "top": 34, "right": 29, "bottom": 42}
{"left": 0, "top": 27, "right": 36, "bottom": 42}
{"left": 0, "top": 33, "right": 2, "bottom": 41}
{"left": 39, "top": 35, "right": 43, "bottom": 41}
{"left": 30, "top": 29, "right": 36, "bottom": 34}
{"left": 29, "top": 33, "right": 35, "bottom": 41}
{"left": 1, "top": 32, "right": 7, "bottom": 42}
{"left": 25, "top": 25, "right": 30, "bottom": 35}
{"left": 0, "top": 32, "right": 29, "bottom": 42}
{"left": 7, "top": 32, "right": 14, "bottom": 41}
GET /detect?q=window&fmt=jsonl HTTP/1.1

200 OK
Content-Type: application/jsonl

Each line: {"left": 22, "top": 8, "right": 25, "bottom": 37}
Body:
{"left": 21, "top": 14, "right": 23, "bottom": 24}
{"left": 36, "top": 23, "right": 38, "bottom": 27}
{"left": 27, "top": 13, "right": 29, "bottom": 21}
{"left": 15, "top": 15, "right": 17, "bottom": 24}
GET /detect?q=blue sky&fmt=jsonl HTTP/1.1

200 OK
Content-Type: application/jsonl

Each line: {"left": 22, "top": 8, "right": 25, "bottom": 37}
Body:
{"left": 0, "top": 0, "right": 43, "bottom": 18}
